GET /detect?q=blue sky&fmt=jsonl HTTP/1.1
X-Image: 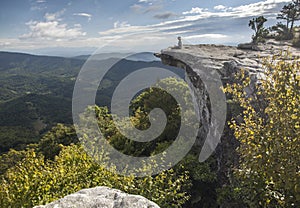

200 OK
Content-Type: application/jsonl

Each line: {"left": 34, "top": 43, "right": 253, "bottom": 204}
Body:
{"left": 0, "top": 0, "right": 292, "bottom": 55}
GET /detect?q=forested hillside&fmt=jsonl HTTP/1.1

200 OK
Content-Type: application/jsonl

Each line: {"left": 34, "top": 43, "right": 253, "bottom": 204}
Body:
{"left": 0, "top": 52, "right": 184, "bottom": 154}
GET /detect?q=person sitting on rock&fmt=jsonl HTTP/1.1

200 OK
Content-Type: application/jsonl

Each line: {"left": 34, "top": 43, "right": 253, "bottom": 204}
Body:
{"left": 172, "top": 36, "right": 183, "bottom": 49}
{"left": 178, "top": 36, "right": 183, "bottom": 49}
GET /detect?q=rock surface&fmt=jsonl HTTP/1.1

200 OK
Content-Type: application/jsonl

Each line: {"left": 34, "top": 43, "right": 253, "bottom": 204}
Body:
{"left": 157, "top": 39, "right": 300, "bottom": 82}
{"left": 34, "top": 186, "right": 160, "bottom": 208}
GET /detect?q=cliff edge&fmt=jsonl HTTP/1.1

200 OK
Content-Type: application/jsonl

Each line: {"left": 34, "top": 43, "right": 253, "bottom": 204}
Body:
{"left": 154, "top": 39, "right": 300, "bottom": 193}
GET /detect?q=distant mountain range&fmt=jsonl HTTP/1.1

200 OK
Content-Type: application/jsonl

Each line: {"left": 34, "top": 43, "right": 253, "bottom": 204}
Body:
{"left": 74, "top": 52, "right": 160, "bottom": 62}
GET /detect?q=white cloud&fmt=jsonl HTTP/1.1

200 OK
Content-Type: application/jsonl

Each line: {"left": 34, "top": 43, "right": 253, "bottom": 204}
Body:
{"left": 181, "top": 0, "right": 291, "bottom": 19}
{"left": 214, "top": 5, "right": 232, "bottom": 11}
{"left": 229, "top": 0, "right": 290, "bottom": 17}
{"left": 44, "top": 10, "right": 65, "bottom": 21}
{"left": 44, "top": 13, "right": 57, "bottom": 21}
{"left": 0, "top": 41, "right": 11, "bottom": 47}
{"left": 20, "top": 21, "right": 86, "bottom": 40}
{"left": 182, "top": 7, "right": 207, "bottom": 15}
{"left": 113, "top": 21, "right": 131, "bottom": 29}
{"left": 73, "top": 13, "right": 92, "bottom": 22}
{"left": 20, "top": 10, "right": 86, "bottom": 41}
{"left": 214, "top": 5, "right": 226, "bottom": 11}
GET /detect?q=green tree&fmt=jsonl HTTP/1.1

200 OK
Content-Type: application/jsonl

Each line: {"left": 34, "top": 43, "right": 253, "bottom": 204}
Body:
{"left": 277, "top": 0, "right": 300, "bottom": 35}
{"left": 224, "top": 54, "right": 300, "bottom": 207}
{"left": 248, "top": 16, "right": 268, "bottom": 44}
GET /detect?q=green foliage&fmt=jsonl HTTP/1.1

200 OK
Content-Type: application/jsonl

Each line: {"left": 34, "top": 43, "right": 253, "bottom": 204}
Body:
{"left": 37, "top": 124, "right": 78, "bottom": 160}
{"left": 224, "top": 54, "right": 300, "bottom": 207}
{"left": 177, "top": 154, "right": 218, "bottom": 208}
{"left": 78, "top": 77, "right": 220, "bottom": 207}
{"left": 84, "top": 77, "right": 189, "bottom": 157}
{"left": 0, "top": 148, "right": 27, "bottom": 175}
{"left": 0, "top": 145, "right": 191, "bottom": 208}
{"left": 248, "top": 16, "right": 269, "bottom": 44}
{"left": 277, "top": 0, "right": 300, "bottom": 35}
{"left": 216, "top": 184, "right": 247, "bottom": 208}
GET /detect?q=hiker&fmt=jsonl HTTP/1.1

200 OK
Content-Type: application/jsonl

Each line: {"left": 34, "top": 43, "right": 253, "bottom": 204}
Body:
{"left": 171, "top": 36, "right": 183, "bottom": 49}
{"left": 177, "top": 36, "right": 183, "bottom": 49}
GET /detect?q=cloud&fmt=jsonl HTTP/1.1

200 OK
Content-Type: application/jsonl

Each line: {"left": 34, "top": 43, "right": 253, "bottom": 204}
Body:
{"left": 214, "top": 5, "right": 226, "bottom": 11}
{"left": 229, "top": 0, "right": 290, "bottom": 17}
{"left": 0, "top": 41, "right": 11, "bottom": 47}
{"left": 113, "top": 21, "right": 131, "bottom": 29}
{"left": 45, "top": 13, "right": 57, "bottom": 21}
{"left": 44, "top": 10, "right": 65, "bottom": 21}
{"left": 214, "top": 5, "right": 232, "bottom": 11}
{"left": 130, "top": 3, "right": 162, "bottom": 14}
{"left": 73, "top": 13, "right": 92, "bottom": 22}
{"left": 183, "top": 0, "right": 290, "bottom": 18}
{"left": 20, "top": 10, "right": 86, "bottom": 41}
{"left": 20, "top": 21, "right": 86, "bottom": 40}
{"left": 130, "top": 4, "right": 143, "bottom": 12}
{"left": 182, "top": 7, "right": 207, "bottom": 15}
{"left": 154, "top": 12, "right": 176, "bottom": 19}
{"left": 36, "top": 0, "right": 46, "bottom": 3}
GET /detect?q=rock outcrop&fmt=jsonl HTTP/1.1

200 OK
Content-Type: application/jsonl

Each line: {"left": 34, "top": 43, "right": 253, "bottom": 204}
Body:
{"left": 155, "top": 39, "right": 300, "bottom": 194}
{"left": 34, "top": 186, "right": 160, "bottom": 208}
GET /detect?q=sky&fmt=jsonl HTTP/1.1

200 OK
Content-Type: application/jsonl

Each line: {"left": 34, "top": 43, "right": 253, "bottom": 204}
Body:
{"left": 0, "top": 0, "right": 292, "bottom": 56}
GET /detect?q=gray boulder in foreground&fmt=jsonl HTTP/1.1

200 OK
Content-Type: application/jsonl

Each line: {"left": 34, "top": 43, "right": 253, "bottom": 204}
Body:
{"left": 34, "top": 186, "right": 160, "bottom": 208}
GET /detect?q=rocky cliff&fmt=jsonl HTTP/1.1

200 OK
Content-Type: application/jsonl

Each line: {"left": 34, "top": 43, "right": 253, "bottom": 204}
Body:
{"left": 155, "top": 39, "right": 300, "bottom": 191}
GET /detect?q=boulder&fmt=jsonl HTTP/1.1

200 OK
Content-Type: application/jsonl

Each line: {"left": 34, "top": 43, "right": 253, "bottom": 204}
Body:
{"left": 34, "top": 186, "right": 160, "bottom": 208}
